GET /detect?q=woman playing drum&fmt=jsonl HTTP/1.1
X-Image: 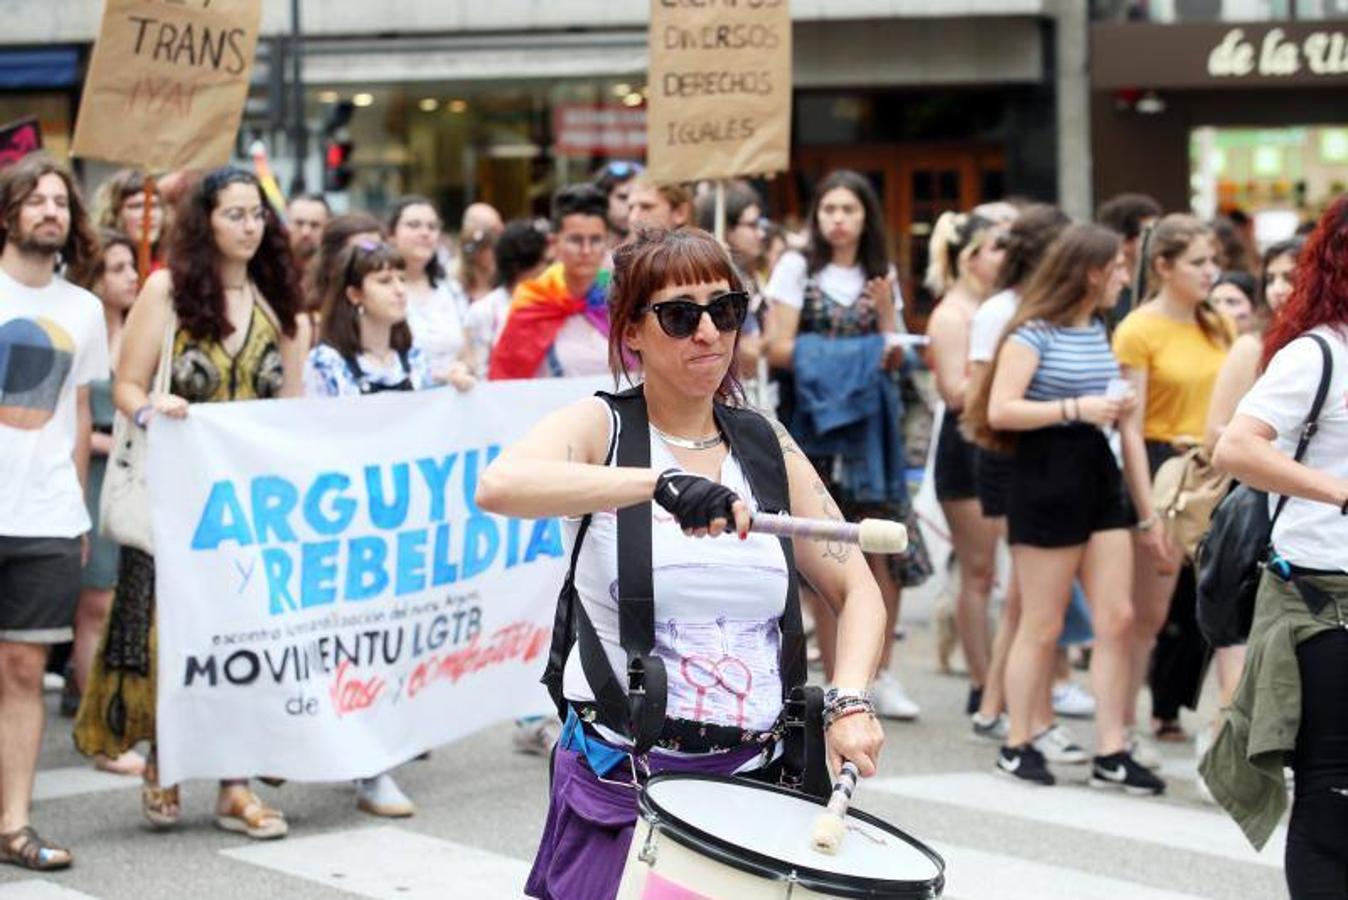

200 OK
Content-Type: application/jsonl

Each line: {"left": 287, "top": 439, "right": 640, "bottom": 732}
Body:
{"left": 477, "top": 228, "right": 887, "bottom": 899}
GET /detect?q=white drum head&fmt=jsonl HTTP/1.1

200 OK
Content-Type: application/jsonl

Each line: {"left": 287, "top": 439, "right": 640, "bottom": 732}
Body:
{"left": 644, "top": 776, "right": 941, "bottom": 885}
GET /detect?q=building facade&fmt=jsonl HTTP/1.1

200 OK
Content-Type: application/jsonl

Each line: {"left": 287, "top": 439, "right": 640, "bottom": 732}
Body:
{"left": 2, "top": 0, "right": 1087, "bottom": 310}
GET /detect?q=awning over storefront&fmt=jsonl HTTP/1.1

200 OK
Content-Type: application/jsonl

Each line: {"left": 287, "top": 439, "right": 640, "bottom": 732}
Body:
{"left": 300, "top": 16, "right": 1044, "bottom": 88}
{"left": 0, "top": 48, "right": 80, "bottom": 89}
{"left": 302, "top": 33, "right": 648, "bottom": 84}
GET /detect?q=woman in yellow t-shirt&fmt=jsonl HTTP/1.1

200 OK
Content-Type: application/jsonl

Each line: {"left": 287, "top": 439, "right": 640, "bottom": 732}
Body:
{"left": 1113, "top": 214, "right": 1231, "bottom": 751}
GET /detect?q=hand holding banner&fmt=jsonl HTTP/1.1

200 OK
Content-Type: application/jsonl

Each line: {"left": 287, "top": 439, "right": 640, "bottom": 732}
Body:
{"left": 71, "top": 0, "right": 262, "bottom": 171}
{"left": 148, "top": 378, "right": 606, "bottom": 785}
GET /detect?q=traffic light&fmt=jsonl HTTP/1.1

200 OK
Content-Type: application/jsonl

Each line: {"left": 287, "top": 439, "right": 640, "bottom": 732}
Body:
{"left": 324, "top": 137, "right": 354, "bottom": 192}
{"left": 322, "top": 100, "right": 355, "bottom": 193}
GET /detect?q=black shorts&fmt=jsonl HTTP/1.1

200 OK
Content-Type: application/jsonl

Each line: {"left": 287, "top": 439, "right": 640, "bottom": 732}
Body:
{"left": 975, "top": 449, "right": 1013, "bottom": 519}
{"left": 1008, "top": 426, "right": 1134, "bottom": 548}
{"left": 0, "top": 536, "right": 82, "bottom": 643}
{"left": 934, "top": 411, "right": 978, "bottom": 502}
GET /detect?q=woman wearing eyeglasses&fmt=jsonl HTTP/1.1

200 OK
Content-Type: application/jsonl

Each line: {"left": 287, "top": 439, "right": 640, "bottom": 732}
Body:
{"left": 478, "top": 228, "right": 886, "bottom": 900}
{"left": 488, "top": 185, "right": 614, "bottom": 380}
{"left": 76, "top": 166, "right": 306, "bottom": 840}
{"left": 387, "top": 196, "right": 477, "bottom": 391}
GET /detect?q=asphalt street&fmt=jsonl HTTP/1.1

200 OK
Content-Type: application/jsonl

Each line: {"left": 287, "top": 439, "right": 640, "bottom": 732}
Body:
{"left": 2, "top": 618, "right": 1288, "bottom": 900}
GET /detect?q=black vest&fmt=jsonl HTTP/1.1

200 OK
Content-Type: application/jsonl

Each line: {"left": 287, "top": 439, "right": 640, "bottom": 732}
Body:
{"left": 541, "top": 386, "right": 825, "bottom": 793}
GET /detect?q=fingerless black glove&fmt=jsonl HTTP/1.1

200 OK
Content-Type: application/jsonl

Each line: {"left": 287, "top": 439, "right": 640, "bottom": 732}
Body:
{"left": 653, "top": 468, "right": 740, "bottom": 531}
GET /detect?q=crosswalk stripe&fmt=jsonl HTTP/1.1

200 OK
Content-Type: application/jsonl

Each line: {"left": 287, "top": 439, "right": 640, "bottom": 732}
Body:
{"left": 32, "top": 768, "right": 136, "bottom": 803}
{"left": 931, "top": 841, "right": 1205, "bottom": 900}
{"left": 221, "top": 824, "right": 530, "bottom": 899}
{"left": 0, "top": 883, "right": 102, "bottom": 900}
{"left": 869, "top": 772, "right": 1285, "bottom": 868}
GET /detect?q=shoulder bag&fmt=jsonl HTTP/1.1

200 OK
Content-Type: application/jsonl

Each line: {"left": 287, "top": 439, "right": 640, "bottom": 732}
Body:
{"left": 98, "top": 312, "right": 177, "bottom": 554}
{"left": 1195, "top": 333, "right": 1332, "bottom": 648}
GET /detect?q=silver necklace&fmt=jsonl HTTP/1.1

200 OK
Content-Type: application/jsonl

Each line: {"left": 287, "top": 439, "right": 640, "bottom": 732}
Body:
{"left": 651, "top": 423, "right": 724, "bottom": 451}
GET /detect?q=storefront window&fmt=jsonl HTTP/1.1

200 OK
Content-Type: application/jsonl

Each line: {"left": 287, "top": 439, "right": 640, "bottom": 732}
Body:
{"left": 308, "top": 78, "right": 648, "bottom": 224}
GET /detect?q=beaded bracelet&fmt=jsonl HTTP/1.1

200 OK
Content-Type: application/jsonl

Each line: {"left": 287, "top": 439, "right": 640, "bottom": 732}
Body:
{"left": 824, "top": 704, "right": 875, "bottom": 730}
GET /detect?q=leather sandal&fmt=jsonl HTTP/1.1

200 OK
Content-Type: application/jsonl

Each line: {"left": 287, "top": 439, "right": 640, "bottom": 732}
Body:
{"left": 141, "top": 758, "right": 181, "bottom": 829}
{"left": 0, "top": 826, "right": 72, "bottom": 871}
{"left": 215, "top": 788, "right": 288, "bottom": 840}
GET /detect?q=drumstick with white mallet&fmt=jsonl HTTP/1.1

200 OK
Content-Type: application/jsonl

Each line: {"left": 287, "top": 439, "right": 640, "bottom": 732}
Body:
{"left": 811, "top": 761, "right": 861, "bottom": 855}
{"left": 747, "top": 513, "right": 909, "bottom": 554}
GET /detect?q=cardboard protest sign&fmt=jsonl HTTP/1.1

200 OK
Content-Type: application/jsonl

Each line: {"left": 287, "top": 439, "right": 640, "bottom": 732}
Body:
{"left": 646, "top": 0, "right": 792, "bottom": 183}
{"left": 0, "top": 117, "right": 42, "bottom": 169}
{"left": 71, "top": 0, "right": 262, "bottom": 171}
{"left": 148, "top": 377, "right": 606, "bottom": 784}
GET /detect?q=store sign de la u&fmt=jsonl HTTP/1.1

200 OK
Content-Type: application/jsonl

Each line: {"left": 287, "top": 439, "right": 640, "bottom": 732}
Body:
{"left": 1208, "top": 27, "right": 1348, "bottom": 78}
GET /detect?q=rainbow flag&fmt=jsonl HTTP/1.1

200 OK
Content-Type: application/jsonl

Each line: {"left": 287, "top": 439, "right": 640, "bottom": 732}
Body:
{"left": 488, "top": 263, "right": 611, "bottom": 380}
{"left": 250, "top": 141, "right": 288, "bottom": 221}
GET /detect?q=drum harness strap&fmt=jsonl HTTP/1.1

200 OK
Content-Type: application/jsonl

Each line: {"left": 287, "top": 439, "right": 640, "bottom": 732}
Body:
{"left": 541, "top": 386, "right": 831, "bottom": 798}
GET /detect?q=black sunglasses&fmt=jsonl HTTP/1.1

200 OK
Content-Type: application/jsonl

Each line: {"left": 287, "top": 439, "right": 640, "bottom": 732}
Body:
{"left": 644, "top": 291, "right": 749, "bottom": 339}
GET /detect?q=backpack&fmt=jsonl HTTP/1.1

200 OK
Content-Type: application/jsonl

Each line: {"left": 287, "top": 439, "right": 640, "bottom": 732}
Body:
{"left": 540, "top": 385, "right": 829, "bottom": 797}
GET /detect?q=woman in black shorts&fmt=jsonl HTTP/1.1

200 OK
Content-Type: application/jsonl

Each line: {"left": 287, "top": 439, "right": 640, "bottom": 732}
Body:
{"left": 972, "top": 223, "right": 1168, "bottom": 794}
{"left": 925, "top": 210, "right": 1006, "bottom": 715}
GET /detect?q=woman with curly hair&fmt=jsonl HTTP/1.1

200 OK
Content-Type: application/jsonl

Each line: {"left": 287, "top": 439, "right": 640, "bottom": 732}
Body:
{"left": 91, "top": 169, "right": 164, "bottom": 270}
{"left": 1207, "top": 195, "right": 1348, "bottom": 898}
{"left": 75, "top": 167, "right": 305, "bottom": 841}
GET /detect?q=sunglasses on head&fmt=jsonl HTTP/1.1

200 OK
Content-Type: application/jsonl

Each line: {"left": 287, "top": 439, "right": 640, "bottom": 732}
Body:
{"left": 345, "top": 239, "right": 390, "bottom": 284}
{"left": 603, "top": 160, "right": 644, "bottom": 179}
{"left": 644, "top": 291, "right": 749, "bottom": 339}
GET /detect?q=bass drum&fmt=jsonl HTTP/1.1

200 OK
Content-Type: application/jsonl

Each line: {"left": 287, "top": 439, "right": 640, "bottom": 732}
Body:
{"left": 617, "top": 773, "right": 944, "bottom": 899}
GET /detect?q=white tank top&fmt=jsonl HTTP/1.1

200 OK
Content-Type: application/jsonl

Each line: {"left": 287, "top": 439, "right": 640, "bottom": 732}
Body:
{"left": 562, "top": 402, "right": 790, "bottom": 734}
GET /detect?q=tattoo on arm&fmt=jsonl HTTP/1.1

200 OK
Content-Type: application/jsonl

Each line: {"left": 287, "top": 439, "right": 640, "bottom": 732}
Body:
{"left": 769, "top": 417, "right": 804, "bottom": 458}
{"left": 812, "top": 479, "right": 852, "bottom": 564}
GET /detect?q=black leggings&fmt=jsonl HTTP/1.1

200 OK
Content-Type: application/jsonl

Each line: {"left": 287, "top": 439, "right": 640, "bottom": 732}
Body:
{"left": 1287, "top": 629, "right": 1348, "bottom": 899}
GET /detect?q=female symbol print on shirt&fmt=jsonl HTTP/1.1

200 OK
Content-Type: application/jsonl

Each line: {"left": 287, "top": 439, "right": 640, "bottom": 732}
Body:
{"left": 0, "top": 317, "right": 75, "bottom": 430}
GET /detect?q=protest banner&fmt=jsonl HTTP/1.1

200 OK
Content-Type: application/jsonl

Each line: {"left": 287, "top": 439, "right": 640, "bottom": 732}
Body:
{"left": 0, "top": 117, "right": 42, "bottom": 169}
{"left": 645, "top": 0, "right": 792, "bottom": 183}
{"left": 71, "top": 0, "right": 262, "bottom": 171}
{"left": 148, "top": 377, "right": 607, "bottom": 785}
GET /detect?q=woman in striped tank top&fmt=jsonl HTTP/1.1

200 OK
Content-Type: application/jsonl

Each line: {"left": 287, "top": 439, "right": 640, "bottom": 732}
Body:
{"left": 966, "top": 223, "right": 1168, "bottom": 795}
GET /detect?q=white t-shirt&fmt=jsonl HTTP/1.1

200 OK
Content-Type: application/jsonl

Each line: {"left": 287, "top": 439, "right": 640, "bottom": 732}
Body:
{"left": 0, "top": 268, "right": 109, "bottom": 538}
{"left": 406, "top": 280, "right": 469, "bottom": 376}
{"left": 563, "top": 403, "right": 790, "bottom": 734}
{"left": 968, "top": 288, "right": 1019, "bottom": 364}
{"left": 764, "top": 250, "right": 902, "bottom": 314}
{"left": 537, "top": 314, "right": 610, "bottom": 379}
{"left": 464, "top": 285, "right": 511, "bottom": 378}
{"left": 1237, "top": 326, "right": 1348, "bottom": 571}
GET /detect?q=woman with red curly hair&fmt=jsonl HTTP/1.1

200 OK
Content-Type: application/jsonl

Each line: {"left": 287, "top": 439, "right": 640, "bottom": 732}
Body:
{"left": 76, "top": 167, "right": 305, "bottom": 842}
{"left": 1207, "top": 195, "right": 1348, "bottom": 898}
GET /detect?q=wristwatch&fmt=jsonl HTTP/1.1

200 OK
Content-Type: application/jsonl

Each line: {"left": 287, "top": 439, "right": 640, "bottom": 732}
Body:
{"left": 1135, "top": 512, "right": 1158, "bottom": 532}
{"left": 132, "top": 404, "right": 154, "bottom": 428}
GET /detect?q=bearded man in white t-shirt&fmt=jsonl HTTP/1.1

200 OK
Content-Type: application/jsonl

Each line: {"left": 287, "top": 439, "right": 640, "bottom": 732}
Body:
{"left": 0, "top": 153, "right": 107, "bottom": 871}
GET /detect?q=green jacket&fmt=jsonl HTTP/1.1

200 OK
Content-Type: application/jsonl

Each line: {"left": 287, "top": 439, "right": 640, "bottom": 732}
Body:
{"left": 1199, "top": 569, "right": 1348, "bottom": 850}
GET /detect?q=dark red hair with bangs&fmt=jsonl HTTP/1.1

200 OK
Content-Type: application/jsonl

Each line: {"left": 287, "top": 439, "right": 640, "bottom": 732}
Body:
{"left": 1263, "top": 195, "right": 1348, "bottom": 367}
{"left": 609, "top": 227, "right": 745, "bottom": 401}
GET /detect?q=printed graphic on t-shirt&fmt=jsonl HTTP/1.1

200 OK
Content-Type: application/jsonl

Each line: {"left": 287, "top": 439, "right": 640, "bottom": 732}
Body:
{"left": 0, "top": 316, "right": 74, "bottom": 430}
{"left": 608, "top": 563, "right": 785, "bottom": 731}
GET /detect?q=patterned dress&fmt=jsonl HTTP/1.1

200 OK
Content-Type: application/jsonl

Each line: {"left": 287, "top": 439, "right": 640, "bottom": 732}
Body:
{"left": 795, "top": 274, "right": 932, "bottom": 587}
{"left": 75, "top": 301, "right": 285, "bottom": 758}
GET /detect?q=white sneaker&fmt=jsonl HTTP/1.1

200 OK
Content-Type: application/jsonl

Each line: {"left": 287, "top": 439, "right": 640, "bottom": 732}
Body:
{"left": 1051, "top": 681, "right": 1096, "bottom": 719}
{"left": 970, "top": 712, "right": 1009, "bottom": 742}
{"left": 872, "top": 671, "right": 920, "bottom": 721}
{"left": 1127, "top": 731, "right": 1163, "bottom": 771}
{"left": 1033, "top": 723, "right": 1090, "bottom": 765}
{"left": 356, "top": 772, "right": 415, "bottom": 818}
{"left": 512, "top": 717, "right": 561, "bottom": 756}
